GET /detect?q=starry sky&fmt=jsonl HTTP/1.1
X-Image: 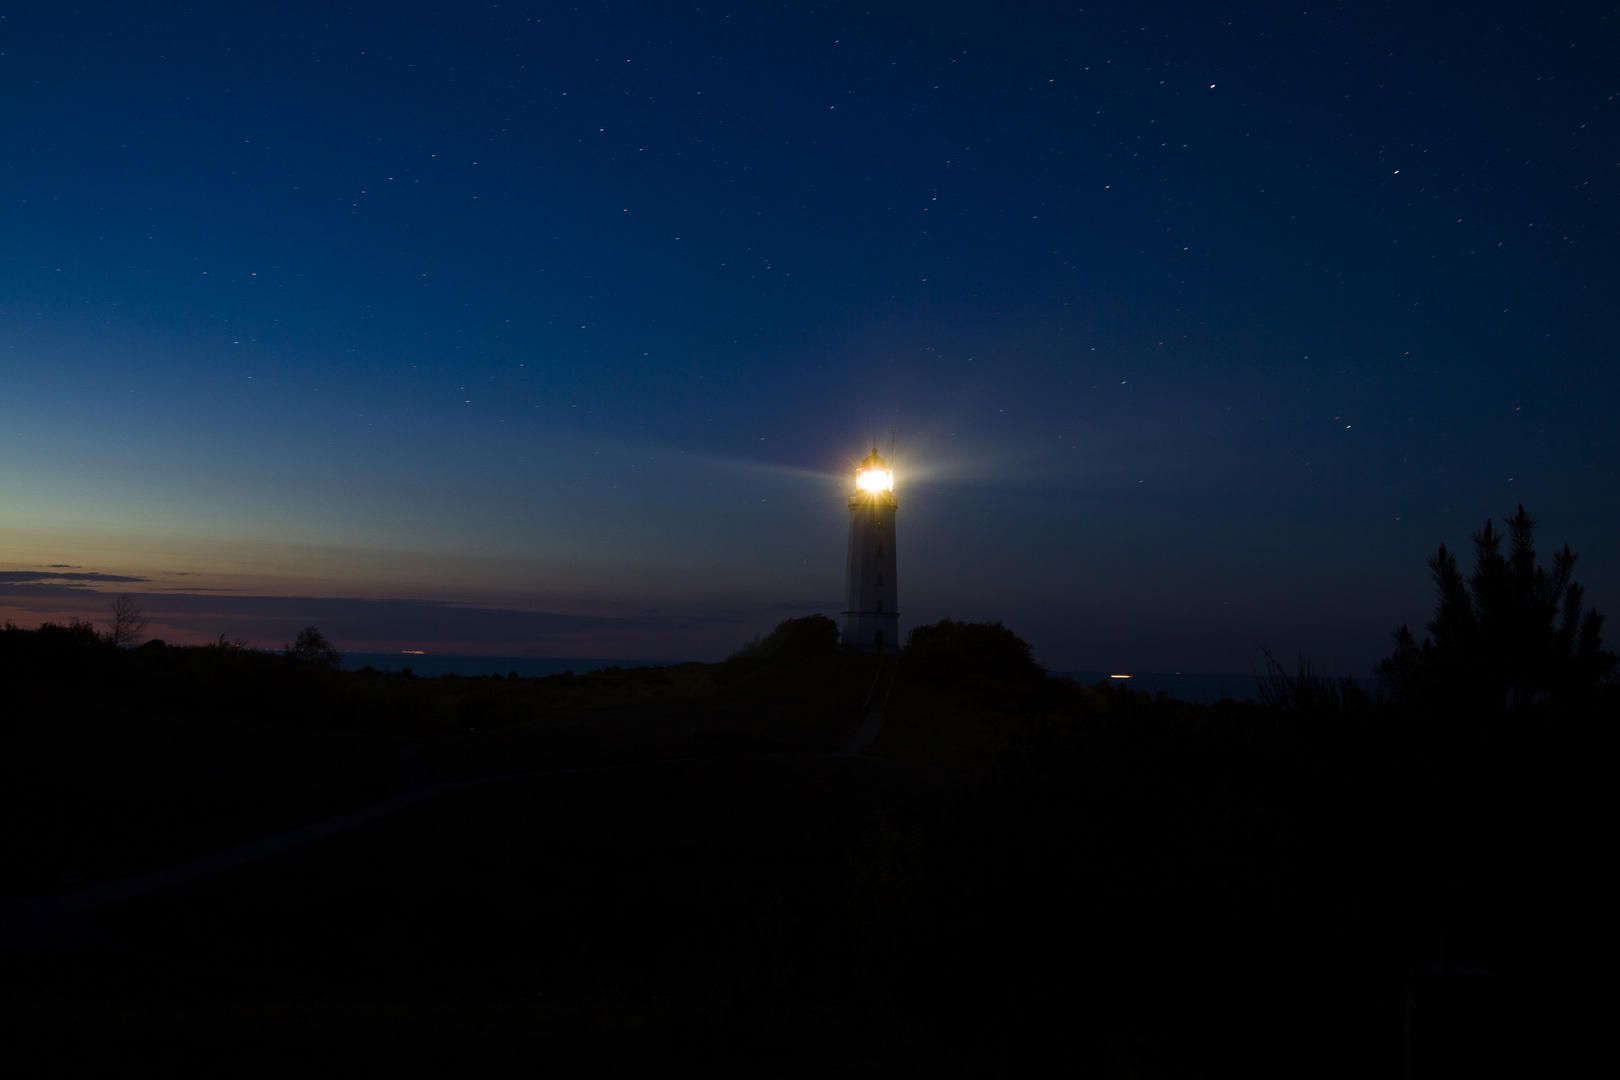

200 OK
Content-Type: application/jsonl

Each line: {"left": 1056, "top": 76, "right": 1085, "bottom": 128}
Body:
{"left": 2, "top": 1, "right": 1617, "bottom": 671}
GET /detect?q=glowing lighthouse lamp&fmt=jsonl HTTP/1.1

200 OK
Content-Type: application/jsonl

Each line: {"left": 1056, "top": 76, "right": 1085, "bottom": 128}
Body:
{"left": 842, "top": 448, "right": 899, "bottom": 653}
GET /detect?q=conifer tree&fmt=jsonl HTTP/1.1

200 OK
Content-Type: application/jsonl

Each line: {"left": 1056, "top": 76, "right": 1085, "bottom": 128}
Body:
{"left": 1380, "top": 506, "right": 1615, "bottom": 711}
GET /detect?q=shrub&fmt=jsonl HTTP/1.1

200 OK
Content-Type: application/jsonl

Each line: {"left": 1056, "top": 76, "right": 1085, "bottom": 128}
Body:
{"left": 0, "top": 619, "right": 114, "bottom": 687}
{"left": 760, "top": 613, "right": 841, "bottom": 658}
{"left": 726, "top": 614, "right": 841, "bottom": 671}
{"left": 284, "top": 626, "right": 343, "bottom": 669}
{"left": 1253, "top": 648, "right": 1372, "bottom": 716}
{"left": 902, "top": 619, "right": 1045, "bottom": 686}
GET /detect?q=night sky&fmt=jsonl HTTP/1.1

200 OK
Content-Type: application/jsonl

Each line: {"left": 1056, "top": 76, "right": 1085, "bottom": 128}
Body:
{"left": 3, "top": 2, "right": 1617, "bottom": 672}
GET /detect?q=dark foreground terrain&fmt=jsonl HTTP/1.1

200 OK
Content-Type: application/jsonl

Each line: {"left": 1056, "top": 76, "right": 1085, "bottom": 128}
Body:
{"left": 1, "top": 622, "right": 1611, "bottom": 1077}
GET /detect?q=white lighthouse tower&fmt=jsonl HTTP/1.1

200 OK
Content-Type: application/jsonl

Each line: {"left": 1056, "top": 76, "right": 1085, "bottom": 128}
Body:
{"left": 842, "top": 447, "right": 899, "bottom": 653}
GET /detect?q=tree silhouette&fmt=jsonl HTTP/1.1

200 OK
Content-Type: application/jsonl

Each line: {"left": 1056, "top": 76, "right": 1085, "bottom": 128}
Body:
{"left": 284, "top": 625, "right": 342, "bottom": 668}
{"left": 1380, "top": 506, "right": 1615, "bottom": 711}
{"left": 723, "top": 614, "right": 840, "bottom": 675}
{"left": 108, "top": 594, "right": 149, "bottom": 647}
{"left": 904, "top": 618, "right": 1046, "bottom": 685}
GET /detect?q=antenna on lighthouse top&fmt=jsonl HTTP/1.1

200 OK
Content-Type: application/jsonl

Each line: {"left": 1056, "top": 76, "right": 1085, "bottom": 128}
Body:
{"left": 888, "top": 429, "right": 896, "bottom": 462}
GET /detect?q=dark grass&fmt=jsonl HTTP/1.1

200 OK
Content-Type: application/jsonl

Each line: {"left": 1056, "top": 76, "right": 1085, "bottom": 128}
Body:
{"left": 1, "top": 624, "right": 1612, "bottom": 1076}
{"left": 0, "top": 704, "right": 404, "bottom": 897}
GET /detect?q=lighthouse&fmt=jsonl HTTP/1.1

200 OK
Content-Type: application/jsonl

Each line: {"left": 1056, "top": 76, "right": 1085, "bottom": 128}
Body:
{"left": 842, "top": 447, "right": 899, "bottom": 653}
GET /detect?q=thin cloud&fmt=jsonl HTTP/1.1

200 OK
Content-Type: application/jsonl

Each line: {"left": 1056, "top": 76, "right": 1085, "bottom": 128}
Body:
{"left": 0, "top": 570, "right": 149, "bottom": 585}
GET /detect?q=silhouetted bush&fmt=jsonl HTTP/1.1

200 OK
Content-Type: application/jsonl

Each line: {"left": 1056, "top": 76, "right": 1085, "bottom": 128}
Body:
{"left": 1380, "top": 506, "right": 1617, "bottom": 714}
{"left": 1, "top": 619, "right": 114, "bottom": 688}
{"left": 1254, "top": 647, "right": 1373, "bottom": 716}
{"left": 902, "top": 618, "right": 1046, "bottom": 685}
{"left": 284, "top": 625, "right": 343, "bottom": 669}
{"left": 763, "top": 613, "right": 840, "bottom": 657}
{"left": 724, "top": 614, "right": 841, "bottom": 675}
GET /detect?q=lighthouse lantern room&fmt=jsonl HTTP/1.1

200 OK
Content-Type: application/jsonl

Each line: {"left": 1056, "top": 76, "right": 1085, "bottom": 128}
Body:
{"left": 842, "top": 447, "right": 899, "bottom": 653}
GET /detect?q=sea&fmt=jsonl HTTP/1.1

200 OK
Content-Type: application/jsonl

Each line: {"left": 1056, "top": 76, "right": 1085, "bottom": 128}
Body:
{"left": 341, "top": 653, "right": 678, "bottom": 679}
{"left": 338, "top": 654, "right": 1386, "bottom": 705}
{"left": 1052, "top": 670, "right": 1263, "bottom": 704}
{"left": 339, "top": 653, "right": 1273, "bottom": 703}
{"left": 1055, "top": 670, "right": 1380, "bottom": 704}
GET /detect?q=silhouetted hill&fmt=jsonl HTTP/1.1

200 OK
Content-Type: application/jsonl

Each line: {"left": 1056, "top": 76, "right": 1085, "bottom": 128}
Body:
{"left": 1, "top": 618, "right": 1612, "bottom": 1076}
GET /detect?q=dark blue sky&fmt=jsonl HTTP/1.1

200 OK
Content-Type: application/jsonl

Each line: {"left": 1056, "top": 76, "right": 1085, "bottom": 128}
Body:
{"left": 3, "top": 1, "right": 1617, "bottom": 671}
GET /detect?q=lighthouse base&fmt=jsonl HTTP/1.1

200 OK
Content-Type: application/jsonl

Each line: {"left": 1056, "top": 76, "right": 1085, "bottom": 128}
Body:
{"left": 841, "top": 611, "right": 900, "bottom": 654}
